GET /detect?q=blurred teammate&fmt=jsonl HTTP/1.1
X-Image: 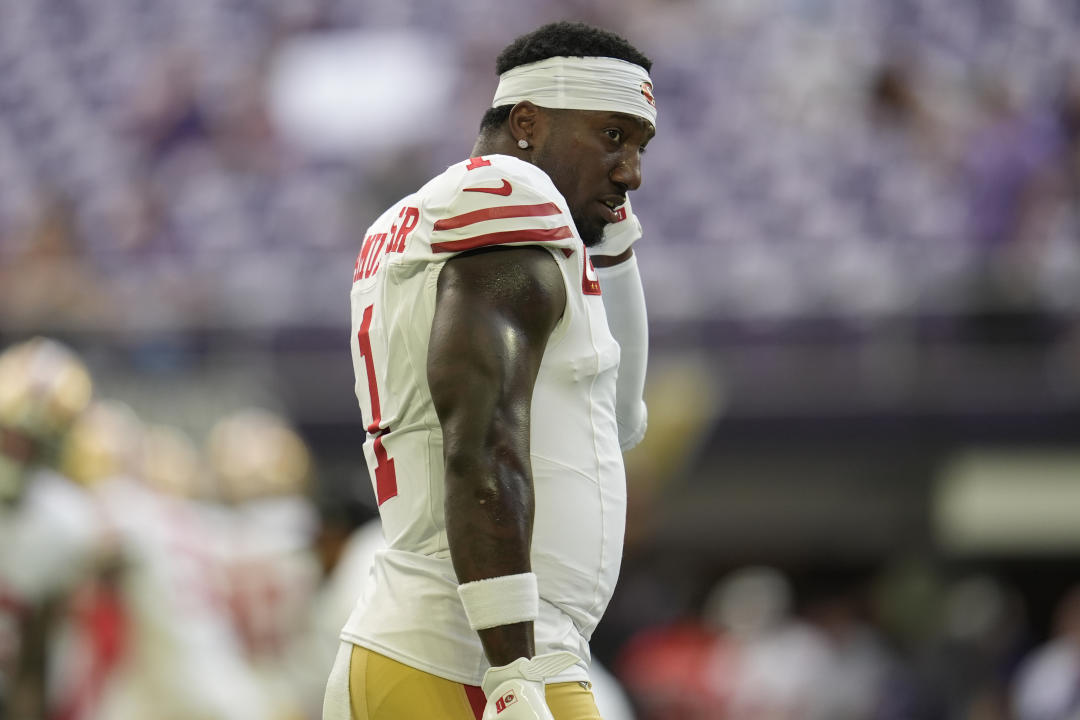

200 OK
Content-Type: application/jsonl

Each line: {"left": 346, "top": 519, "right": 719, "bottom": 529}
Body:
{"left": 325, "top": 21, "right": 654, "bottom": 720}
{"left": 58, "top": 402, "right": 274, "bottom": 720}
{"left": 0, "top": 337, "right": 95, "bottom": 718}
{"left": 49, "top": 399, "right": 140, "bottom": 720}
{"left": 0, "top": 337, "right": 92, "bottom": 504}
{"left": 210, "top": 408, "right": 321, "bottom": 720}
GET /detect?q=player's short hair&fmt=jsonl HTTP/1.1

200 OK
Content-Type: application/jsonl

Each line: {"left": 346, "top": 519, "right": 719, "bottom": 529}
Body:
{"left": 479, "top": 22, "right": 653, "bottom": 132}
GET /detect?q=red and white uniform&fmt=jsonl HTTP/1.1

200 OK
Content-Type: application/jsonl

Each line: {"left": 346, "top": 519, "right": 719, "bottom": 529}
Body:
{"left": 91, "top": 478, "right": 273, "bottom": 720}
{"left": 342, "top": 154, "right": 625, "bottom": 686}
{"left": 0, "top": 469, "right": 104, "bottom": 605}
{"left": 0, "top": 468, "right": 108, "bottom": 718}
{"left": 222, "top": 495, "right": 321, "bottom": 717}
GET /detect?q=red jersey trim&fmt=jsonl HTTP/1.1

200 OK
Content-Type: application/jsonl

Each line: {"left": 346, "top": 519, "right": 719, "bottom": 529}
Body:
{"left": 433, "top": 202, "right": 562, "bottom": 231}
{"left": 432, "top": 226, "right": 574, "bottom": 253}
{"left": 464, "top": 685, "right": 486, "bottom": 720}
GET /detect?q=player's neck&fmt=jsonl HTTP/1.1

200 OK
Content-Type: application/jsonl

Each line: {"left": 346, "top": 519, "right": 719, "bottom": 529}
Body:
{"left": 471, "top": 133, "right": 529, "bottom": 163}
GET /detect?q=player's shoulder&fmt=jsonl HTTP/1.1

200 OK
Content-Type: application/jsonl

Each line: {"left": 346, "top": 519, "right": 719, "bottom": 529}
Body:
{"left": 421, "top": 154, "right": 564, "bottom": 209}
{"left": 352, "top": 156, "right": 578, "bottom": 268}
{"left": 405, "top": 155, "right": 578, "bottom": 257}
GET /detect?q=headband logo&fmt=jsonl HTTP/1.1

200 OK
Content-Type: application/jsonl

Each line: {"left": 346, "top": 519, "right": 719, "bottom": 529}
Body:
{"left": 640, "top": 81, "right": 655, "bottom": 108}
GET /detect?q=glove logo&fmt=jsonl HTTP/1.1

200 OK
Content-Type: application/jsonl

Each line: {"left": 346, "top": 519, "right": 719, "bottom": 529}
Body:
{"left": 495, "top": 690, "right": 518, "bottom": 714}
{"left": 581, "top": 254, "right": 602, "bottom": 296}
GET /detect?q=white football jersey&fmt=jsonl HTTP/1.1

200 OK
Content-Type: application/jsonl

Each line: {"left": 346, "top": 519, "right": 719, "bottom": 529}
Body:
{"left": 0, "top": 467, "right": 106, "bottom": 712}
{"left": 341, "top": 154, "right": 626, "bottom": 685}
{"left": 0, "top": 468, "right": 104, "bottom": 603}
{"left": 92, "top": 478, "right": 275, "bottom": 720}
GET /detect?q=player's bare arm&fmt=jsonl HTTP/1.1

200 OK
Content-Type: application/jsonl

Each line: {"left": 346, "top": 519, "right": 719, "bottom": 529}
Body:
{"left": 589, "top": 247, "right": 634, "bottom": 267}
{"left": 427, "top": 245, "right": 566, "bottom": 668}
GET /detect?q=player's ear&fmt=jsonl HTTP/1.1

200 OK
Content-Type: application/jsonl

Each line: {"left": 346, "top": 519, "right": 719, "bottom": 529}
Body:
{"left": 508, "top": 101, "right": 543, "bottom": 149}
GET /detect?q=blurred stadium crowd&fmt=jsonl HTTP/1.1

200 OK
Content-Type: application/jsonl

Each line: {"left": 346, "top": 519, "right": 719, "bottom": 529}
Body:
{"left": 0, "top": 0, "right": 1078, "bottom": 330}
{"left": 2, "top": 0, "right": 1080, "bottom": 719}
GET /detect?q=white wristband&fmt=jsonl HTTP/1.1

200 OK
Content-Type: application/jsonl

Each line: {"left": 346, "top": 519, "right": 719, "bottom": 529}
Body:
{"left": 457, "top": 572, "right": 539, "bottom": 631}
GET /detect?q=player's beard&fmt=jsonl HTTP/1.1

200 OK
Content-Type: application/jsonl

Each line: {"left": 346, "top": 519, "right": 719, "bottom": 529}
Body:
{"left": 574, "top": 213, "right": 605, "bottom": 247}
{"left": 530, "top": 139, "right": 606, "bottom": 246}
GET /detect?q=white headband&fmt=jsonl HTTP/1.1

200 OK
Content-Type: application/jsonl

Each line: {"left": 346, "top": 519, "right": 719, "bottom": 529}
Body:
{"left": 492, "top": 56, "right": 657, "bottom": 127}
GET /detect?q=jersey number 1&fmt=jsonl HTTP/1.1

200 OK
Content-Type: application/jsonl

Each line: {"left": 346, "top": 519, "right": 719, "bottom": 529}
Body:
{"left": 358, "top": 304, "right": 397, "bottom": 505}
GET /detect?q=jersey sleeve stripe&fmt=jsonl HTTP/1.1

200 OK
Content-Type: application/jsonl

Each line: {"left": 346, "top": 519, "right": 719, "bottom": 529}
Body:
{"left": 433, "top": 202, "right": 562, "bottom": 231}
{"left": 431, "top": 226, "right": 574, "bottom": 253}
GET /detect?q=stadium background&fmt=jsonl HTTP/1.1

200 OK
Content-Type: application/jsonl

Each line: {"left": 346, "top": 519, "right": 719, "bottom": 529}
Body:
{"left": 1, "top": 0, "right": 1079, "bottom": 717}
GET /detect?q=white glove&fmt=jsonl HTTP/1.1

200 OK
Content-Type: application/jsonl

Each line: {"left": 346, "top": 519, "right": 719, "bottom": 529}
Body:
{"left": 481, "top": 652, "right": 579, "bottom": 720}
{"left": 592, "top": 197, "right": 643, "bottom": 257}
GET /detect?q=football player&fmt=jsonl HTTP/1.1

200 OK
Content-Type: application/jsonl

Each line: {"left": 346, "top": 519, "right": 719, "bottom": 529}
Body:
{"left": 324, "top": 21, "right": 654, "bottom": 720}
{"left": 0, "top": 337, "right": 95, "bottom": 718}
{"left": 209, "top": 409, "right": 322, "bottom": 720}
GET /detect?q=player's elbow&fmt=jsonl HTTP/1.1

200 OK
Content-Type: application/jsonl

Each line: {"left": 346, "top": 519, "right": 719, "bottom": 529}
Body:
{"left": 443, "top": 435, "right": 533, "bottom": 510}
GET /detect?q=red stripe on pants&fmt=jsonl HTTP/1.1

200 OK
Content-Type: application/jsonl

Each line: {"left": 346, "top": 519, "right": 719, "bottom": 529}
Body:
{"left": 464, "top": 685, "right": 486, "bottom": 720}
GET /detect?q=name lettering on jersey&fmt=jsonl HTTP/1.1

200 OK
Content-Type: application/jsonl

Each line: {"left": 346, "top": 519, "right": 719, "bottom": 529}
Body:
{"left": 355, "top": 232, "right": 387, "bottom": 281}
{"left": 353, "top": 206, "right": 420, "bottom": 282}
{"left": 389, "top": 206, "right": 420, "bottom": 253}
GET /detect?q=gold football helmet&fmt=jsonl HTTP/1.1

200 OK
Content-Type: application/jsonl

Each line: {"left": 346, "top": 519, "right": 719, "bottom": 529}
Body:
{"left": 59, "top": 399, "right": 144, "bottom": 488}
{"left": 0, "top": 337, "right": 93, "bottom": 445}
{"left": 142, "top": 423, "right": 210, "bottom": 499}
{"left": 0, "top": 337, "right": 92, "bottom": 499}
{"left": 207, "top": 408, "right": 312, "bottom": 503}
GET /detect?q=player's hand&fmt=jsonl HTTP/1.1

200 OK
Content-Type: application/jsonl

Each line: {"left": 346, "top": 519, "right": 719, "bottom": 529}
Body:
{"left": 481, "top": 652, "right": 579, "bottom": 719}
{"left": 591, "top": 196, "right": 642, "bottom": 258}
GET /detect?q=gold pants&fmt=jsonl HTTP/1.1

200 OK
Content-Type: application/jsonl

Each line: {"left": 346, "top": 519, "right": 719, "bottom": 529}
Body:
{"left": 334, "top": 644, "right": 603, "bottom": 719}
